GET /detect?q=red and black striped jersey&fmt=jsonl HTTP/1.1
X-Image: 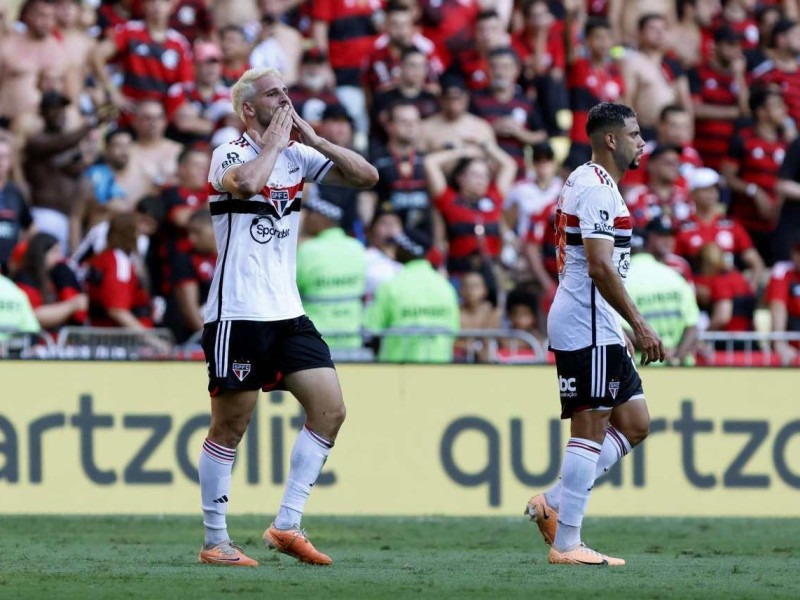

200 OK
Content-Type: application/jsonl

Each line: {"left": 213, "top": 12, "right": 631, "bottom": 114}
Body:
{"left": 689, "top": 63, "right": 740, "bottom": 172}
{"left": 752, "top": 61, "right": 800, "bottom": 128}
{"left": 311, "top": 0, "right": 381, "bottom": 86}
{"left": 363, "top": 33, "right": 443, "bottom": 94}
{"left": 112, "top": 22, "right": 195, "bottom": 106}
{"left": 567, "top": 58, "right": 625, "bottom": 146}
{"left": 470, "top": 88, "right": 545, "bottom": 177}
{"left": 525, "top": 199, "right": 559, "bottom": 280}
{"left": 724, "top": 126, "right": 786, "bottom": 232}
{"left": 435, "top": 185, "right": 503, "bottom": 272}
{"left": 623, "top": 181, "right": 692, "bottom": 231}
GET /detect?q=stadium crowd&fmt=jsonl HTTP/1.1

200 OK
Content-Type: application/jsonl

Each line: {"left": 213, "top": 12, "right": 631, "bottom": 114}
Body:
{"left": 0, "top": 0, "right": 799, "bottom": 365}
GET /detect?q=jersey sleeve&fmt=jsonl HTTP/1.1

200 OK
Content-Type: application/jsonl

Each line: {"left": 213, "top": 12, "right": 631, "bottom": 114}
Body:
{"left": 576, "top": 186, "right": 618, "bottom": 240}
{"left": 209, "top": 144, "right": 245, "bottom": 193}
{"left": 289, "top": 143, "right": 334, "bottom": 183}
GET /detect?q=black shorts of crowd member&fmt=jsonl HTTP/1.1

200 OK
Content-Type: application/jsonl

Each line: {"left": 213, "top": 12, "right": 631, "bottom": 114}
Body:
{"left": 201, "top": 315, "right": 335, "bottom": 397}
{"left": 552, "top": 343, "right": 644, "bottom": 419}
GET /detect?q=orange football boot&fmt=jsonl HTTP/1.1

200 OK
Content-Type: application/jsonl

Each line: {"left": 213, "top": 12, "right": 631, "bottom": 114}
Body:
{"left": 263, "top": 523, "right": 333, "bottom": 565}
{"left": 199, "top": 541, "right": 259, "bottom": 567}
{"left": 524, "top": 493, "right": 558, "bottom": 545}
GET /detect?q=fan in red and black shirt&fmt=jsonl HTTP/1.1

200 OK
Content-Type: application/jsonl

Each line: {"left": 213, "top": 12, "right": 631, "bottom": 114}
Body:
{"left": 168, "top": 0, "right": 213, "bottom": 45}
{"left": 424, "top": 143, "right": 517, "bottom": 276}
{"left": 95, "top": 0, "right": 195, "bottom": 125}
{"left": 765, "top": 238, "right": 800, "bottom": 364}
{"left": 675, "top": 167, "right": 765, "bottom": 282}
{"left": 362, "top": 3, "right": 443, "bottom": 96}
{"left": 451, "top": 9, "right": 508, "bottom": 92}
{"left": 86, "top": 214, "right": 154, "bottom": 330}
{"left": 695, "top": 242, "right": 756, "bottom": 348}
{"left": 164, "top": 209, "right": 216, "bottom": 343}
{"left": 165, "top": 42, "right": 232, "bottom": 146}
{"left": 370, "top": 102, "right": 434, "bottom": 244}
{"left": 720, "top": 86, "right": 789, "bottom": 265}
{"left": 624, "top": 144, "right": 693, "bottom": 231}
{"left": 289, "top": 48, "right": 340, "bottom": 126}
{"left": 419, "top": 0, "right": 480, "bottom": 69}
{"left": 310, "top": 0, "right": 381, "bottom": 88}
{"left": 151, "top": 147, "right": 210, "bottom": 298}
{"left": 689, "top": 26, "right": 750, "bottom": 172}
{"left": 623, "top": 105, "right": 702, "bottom": 188}
{"left": 13, "top": 232, "right": 87, "bottom": 331}
{"left": 751, "top": 18, "right": 800, "bottom": 129}
{"left": 469, "top": 48, "right": 547, "bottom": 178}
{"left": 563, "top": 16, "right": 625, "bottom": 170}
{"left": 511, "top": 0, "right": 569, "bottom": 134}
{"left": 219, "top": 25, "right": 251, "bottom": 87}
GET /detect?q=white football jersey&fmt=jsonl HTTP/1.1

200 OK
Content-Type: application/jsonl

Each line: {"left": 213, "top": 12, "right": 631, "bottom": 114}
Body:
{"left": 204, "top": 133, "right": 334, "bottom": 323}
{"left": 547, "top": 162, "right": 633, "bottom": 351}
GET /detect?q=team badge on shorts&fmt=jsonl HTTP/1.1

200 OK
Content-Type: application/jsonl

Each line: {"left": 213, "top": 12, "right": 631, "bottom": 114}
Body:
{"left": 608, "top": 380, "right": 620, "bottom": 400}
{"left": 232, "top": 361, "right": 251, "bottom": 382}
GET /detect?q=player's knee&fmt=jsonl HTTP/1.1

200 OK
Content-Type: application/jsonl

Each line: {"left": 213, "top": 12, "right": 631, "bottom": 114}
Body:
{"left": 209, "top": 417, "right": 251, "bottom": 448}
{"left": 327, "top": 402, "right": 346, "bottom": 429}
{"left": 626, "top": 421, "right": 650, "bottom": 446}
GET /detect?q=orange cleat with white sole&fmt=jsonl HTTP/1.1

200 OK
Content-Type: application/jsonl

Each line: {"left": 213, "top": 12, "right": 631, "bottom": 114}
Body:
{"left": 198, "top": 540, "right": 259, "bottom": 567}
{"left": 524, "top": 493, "right": 558, "bottom": 545}
{"left": 548, "top": 543, "right": 626, "bottom": 566}
{"left": 263, "top": 524, "right": 333, "bottom": 565}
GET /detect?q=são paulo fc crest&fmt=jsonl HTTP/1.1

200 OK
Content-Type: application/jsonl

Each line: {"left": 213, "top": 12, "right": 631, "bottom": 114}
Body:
{"left": 232, "top": 361, "right": 251, "bottom": 382}
{"left": 608, "top": 380, "right": 620, "bottom": 400}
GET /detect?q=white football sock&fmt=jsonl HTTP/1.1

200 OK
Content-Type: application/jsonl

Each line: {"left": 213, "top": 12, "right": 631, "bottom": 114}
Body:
{"left": 553, "top": 437, "right": 602, "bottom": 551}
{"left": 274, "top": 426, "right": 332, "bottom": 530}
{"left": 544, "top": 425, "right": 632, "bottom": 511}
{"left": 199, "top": 438, "right": 236, "bottom": 547}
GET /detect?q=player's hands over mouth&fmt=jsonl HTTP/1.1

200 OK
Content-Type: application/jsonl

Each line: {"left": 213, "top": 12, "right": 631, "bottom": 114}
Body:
{"left": 634, "top": 320, "right": 665, "bottom": 366}
{"left": 249, "top": 104, "right": 293, "bottom": 151}
{"left": 290, "top": 108, "right": 323, "bottom": 147}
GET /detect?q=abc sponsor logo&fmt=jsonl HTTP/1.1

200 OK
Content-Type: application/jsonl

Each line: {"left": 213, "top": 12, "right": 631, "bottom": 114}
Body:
{"left": 558, "top": 375, "right": 577, "bottom": 398}
{"left": 250, "top": 216, "right": 290, "bottom": 244}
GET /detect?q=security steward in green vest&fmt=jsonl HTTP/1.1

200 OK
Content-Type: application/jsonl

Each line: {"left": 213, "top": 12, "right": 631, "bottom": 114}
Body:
{"left": 297, "top": 193, "right": 366, "bottom": 349}
{"left": 627, "top": 217, "right": 699, "bottom": 366}
{"left": 365, "top": 230, "right": 460, "bottom": 362}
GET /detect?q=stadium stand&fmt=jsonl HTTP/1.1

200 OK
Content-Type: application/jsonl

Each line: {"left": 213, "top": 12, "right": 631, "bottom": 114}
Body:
{"left": 0, "top": 0, "right": 798, "bottom": 367}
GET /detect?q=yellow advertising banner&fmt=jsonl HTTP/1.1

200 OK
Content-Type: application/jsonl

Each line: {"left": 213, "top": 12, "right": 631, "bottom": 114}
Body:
{"left": 0, "top": 362, "right": 798, "bottom": 516}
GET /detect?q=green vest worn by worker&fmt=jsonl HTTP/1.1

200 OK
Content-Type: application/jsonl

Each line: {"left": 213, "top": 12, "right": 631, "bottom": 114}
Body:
{"left": 627, "top": 253, "right": 699, "bottom": 366}
{"left": 296, "top": 227, "right": 366, "bottom": 348}
{"left": 0, "top": 275, "right": 40, "bottom": 343}
{"left": 365, "top": 259, "right": 460, "bottom": 362}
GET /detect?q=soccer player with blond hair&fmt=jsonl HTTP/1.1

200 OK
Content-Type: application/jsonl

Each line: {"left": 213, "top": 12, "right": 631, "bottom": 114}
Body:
{"left": 524, "top": 102, "right": 664, "bottom": 566}
{"left": 196, "top": 67, "right": 377, "bottom": 567}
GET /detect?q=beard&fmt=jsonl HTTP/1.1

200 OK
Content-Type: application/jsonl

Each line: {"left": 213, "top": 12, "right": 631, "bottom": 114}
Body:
{"left": 628, "top": 155, "right": 641, "bottom": 170}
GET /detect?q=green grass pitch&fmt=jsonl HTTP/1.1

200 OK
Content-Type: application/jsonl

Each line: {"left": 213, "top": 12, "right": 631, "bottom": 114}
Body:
{"left": 2, "top": 516, "right": 798, "bottom": 599}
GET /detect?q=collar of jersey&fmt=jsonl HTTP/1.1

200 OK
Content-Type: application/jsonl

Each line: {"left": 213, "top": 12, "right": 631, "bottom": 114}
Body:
{"left": 242, "top": 133, "right": 261, "bottom": 153}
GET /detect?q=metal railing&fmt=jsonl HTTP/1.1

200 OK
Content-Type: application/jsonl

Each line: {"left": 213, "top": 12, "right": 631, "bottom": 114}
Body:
{"left": 2, "top": 325, "right": 799, "bottom": 366}
{"left": 697, "top": 331, "right": 800, "bottom": 366}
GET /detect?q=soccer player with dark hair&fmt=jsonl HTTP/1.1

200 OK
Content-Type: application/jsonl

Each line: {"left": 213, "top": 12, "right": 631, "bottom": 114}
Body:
{"left": 524, "top": 102, "right": 664, "bottom": 566}
{"left": 196, "top": 67, "right": 377, "bottom": 568}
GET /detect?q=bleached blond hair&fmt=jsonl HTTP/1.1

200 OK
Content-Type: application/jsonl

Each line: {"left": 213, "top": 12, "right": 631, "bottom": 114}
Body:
{"left": 231, "top": 67, "right": 284, "bottom": 122}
